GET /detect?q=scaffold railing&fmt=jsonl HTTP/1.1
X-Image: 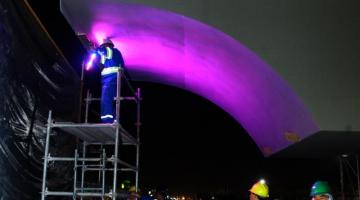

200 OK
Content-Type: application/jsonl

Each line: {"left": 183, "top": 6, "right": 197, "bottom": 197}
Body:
{"left": 41, "top": 69, "right": 141, "bottom": 200}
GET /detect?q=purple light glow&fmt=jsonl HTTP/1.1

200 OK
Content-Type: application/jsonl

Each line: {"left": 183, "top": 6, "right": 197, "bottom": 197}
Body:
{"left": 60, "top": 0, "right": 319, "bottom": 155}
{"left": 92, "top": 23, "right": 115, "bottom": 45}
{"left": 86, "top": 53, "right": 97, "bottom": 70}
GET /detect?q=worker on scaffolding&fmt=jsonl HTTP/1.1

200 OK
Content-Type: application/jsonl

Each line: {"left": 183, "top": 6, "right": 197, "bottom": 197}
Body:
{"left": 86, "top": 38, "right": 126, "bottom": 123}
{"left": 248, "top": 179, "right": 269, "bottom": 200}
{"left": 310, "top": 181, "right": 333, "bottom": 200}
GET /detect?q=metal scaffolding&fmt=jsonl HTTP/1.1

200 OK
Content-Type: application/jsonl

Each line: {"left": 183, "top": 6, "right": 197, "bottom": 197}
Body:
{"left": 41, "top": 69, "right": 141, "bottom": 200}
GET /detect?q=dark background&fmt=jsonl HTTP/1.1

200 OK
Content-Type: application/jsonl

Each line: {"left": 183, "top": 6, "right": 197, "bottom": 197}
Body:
{"left": 25, "top": 0, "right": 352, "bottom": 199}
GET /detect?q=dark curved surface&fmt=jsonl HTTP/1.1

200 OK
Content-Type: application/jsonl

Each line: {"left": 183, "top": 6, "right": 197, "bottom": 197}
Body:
{"left": 0, "top": 0, "right": 79, "bottom": 199}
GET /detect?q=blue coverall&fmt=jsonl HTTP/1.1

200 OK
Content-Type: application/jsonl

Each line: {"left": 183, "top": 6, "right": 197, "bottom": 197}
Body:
{"left": 96, "top": 46, "right": 125, "bottom": 123}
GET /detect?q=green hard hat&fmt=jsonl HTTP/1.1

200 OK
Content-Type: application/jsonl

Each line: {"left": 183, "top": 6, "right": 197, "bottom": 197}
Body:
{"left": 310, "top": 181, "right": 331, "bottom": 196}
{"left": 121, "top": 180, "right": 131, "bottom": 190}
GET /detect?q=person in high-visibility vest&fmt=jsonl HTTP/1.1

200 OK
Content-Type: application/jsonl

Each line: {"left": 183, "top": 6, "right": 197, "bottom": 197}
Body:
{"left": 249, "top": 179, "right": 269, "bottom": 200}
{"left": 87, "top": 38, "right": 126, "bottom": 123}
{"left": 310, "top": 181, "right": 333, "bottom": 200}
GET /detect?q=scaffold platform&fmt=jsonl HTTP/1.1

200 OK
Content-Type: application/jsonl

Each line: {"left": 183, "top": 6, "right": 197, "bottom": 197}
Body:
{"left": 41, "top": 69, "right": 141, "bottom": 200}
{"left": 53, "top": 122, "right": 138, "bottom": 145}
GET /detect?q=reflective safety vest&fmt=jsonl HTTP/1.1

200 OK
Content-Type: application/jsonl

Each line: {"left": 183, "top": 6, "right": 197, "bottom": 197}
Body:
{"left": 101, "top": 67, "right": 120, "bottom": 76}
{"left": 97, "top": 47, "right": 124, "bottom": 76}
{"left": 100, "top": 47, "right": 113, "bottom": 64}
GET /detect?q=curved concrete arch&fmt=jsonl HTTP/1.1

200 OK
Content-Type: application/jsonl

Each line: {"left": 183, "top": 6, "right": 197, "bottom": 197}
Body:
{"left": 60, "top": 0, "right": 318, "bottom": 155}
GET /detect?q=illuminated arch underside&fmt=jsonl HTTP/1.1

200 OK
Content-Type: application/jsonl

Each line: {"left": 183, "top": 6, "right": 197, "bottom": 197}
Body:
{"left": 60, "top": 0, "right": 318, "bottom": 155}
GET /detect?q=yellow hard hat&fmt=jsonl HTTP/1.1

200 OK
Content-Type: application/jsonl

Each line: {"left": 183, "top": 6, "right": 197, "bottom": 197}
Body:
{"left": 129, "top": 186, "right": 136, "bottom": 192}
{"left": 249, "top": 179, "right": 269, "bottom": 198}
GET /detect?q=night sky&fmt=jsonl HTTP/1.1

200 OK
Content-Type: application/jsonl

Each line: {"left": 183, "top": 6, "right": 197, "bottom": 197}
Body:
{"left": 27, "top": 0, "right": 346, "bottom": 199}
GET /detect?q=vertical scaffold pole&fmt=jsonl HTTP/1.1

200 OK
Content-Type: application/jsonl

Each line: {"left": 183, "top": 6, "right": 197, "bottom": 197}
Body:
{"left": 41, "top": 110, "right": 52, "bottom": 200}
{"left": 102, "top": 149, "right": 106, "bottom": 200}
{"left": 135, "top": 88, "right": 141, "bottom": 192}
{"left": 98, "top": 145, "right": 103, "bottom": 184}
{"left": 73, "top": 149, "right": 78, "bottom": 200}
{"left": 78, "top": 62, "right": 85, "bottom": 122}
{"left": 80, "top": 142, "right": 86, "bottom": 200}
{"left": 113, "top": 68, "right": 122, "bottom": 199}
{"left": 85, "top": 90, "right": 90, "bottom": 123}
